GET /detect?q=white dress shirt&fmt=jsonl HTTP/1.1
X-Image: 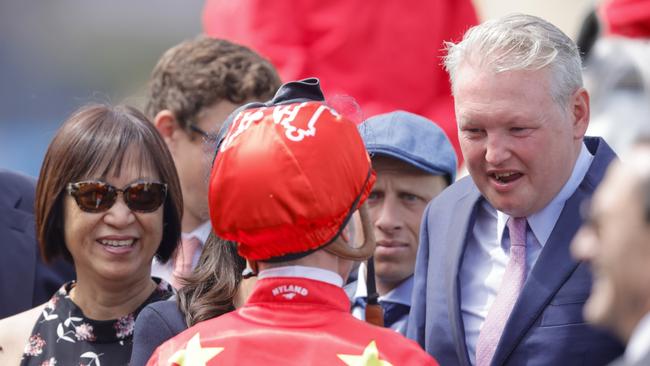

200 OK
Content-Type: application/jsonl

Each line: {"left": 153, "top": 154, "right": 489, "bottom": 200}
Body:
{"left": 460, "top": 143, "right": 594, "bottom": 364}
{"left": 258, "top": 265, "right": 344, "bottom": 287}
{"left": 625, "top": 312, "right": 650, "bottom": 365}
{"left": 150, "top": 220, "right": 212, "bottom": 284}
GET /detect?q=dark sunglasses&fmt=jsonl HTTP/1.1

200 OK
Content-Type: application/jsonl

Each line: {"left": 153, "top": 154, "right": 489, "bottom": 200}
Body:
{"left": 67, "top": 180, "right": 167, "bottom": 213}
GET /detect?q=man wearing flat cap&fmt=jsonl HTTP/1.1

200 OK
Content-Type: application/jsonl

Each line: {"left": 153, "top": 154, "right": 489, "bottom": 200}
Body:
{"left": 350, "top": 111, "right": 456, "bottom": 334}
{"left": 146, "top": 79, "right": 437, "bottom": 366}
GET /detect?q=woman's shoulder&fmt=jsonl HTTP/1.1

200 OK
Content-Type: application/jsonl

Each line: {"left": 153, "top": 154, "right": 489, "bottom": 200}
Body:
{"left": 143, "top": 298, "right": 181, "bottom": 313}
{"left": 139, "top": 279, "right": 179, "bottom": 323}
{"left": 131, "top": 300, "right": 187, "bottom": 366}
{"left": 138, "top": 299, "right": 185, "bottom": 331}
{"left": 0, "top": 303, "right": 46, "bottom": 364}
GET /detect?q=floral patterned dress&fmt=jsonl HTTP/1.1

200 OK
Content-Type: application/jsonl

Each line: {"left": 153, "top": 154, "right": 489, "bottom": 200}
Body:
{"left": 20, "top": 279, "right": 172, "bottom": 366}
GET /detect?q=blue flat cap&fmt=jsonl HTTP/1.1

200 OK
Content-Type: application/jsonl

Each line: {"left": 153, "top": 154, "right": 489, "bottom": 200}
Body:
{"left": 359, "top": 111, "right": 457, "bottom": 183}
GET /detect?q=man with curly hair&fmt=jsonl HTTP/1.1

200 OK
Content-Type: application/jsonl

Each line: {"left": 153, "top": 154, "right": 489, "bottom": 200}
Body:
{"left": 145, "top": 36, "right": 281, "bottom": 287}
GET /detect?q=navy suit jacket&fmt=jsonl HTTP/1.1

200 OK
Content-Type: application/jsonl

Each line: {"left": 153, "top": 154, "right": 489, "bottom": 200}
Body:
{"left": 407, "top": 137, "right": 624, "bottom": 365}
{"left": 0, "top": 169, "right": 75, "bottom": 319}
{"left": 130, "top": 299, "right": 188, "bottom": 366}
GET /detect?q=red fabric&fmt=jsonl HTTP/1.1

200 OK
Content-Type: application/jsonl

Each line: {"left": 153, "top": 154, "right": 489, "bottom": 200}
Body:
{"left": 147, "top": 277, "right": 438, "bottom": 365}
{"left": 601, "top": 0, "right": 650, "bottom": 38}
{"left": 208, "top": 102, "right": 375, "bottom": 260}
{"left": 203, "top": 0, "right": 478, "bottom": 165}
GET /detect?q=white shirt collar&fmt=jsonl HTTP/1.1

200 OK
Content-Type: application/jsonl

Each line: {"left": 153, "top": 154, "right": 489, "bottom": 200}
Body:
{"left": 495, "top": 142, "right": 594, "bottom": 247}
{"left": 626, "top": 312, "right": 650, "bottom": 364}
{"left": 258, "top": 265, "right": 344, "bottom": 287}
{"left": 182, "top": 221, "right": 212, "bottom": 245}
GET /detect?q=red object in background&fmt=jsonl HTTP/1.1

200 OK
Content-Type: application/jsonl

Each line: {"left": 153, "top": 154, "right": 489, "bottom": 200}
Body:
{"left": 203, "top": 0, "right": 478, "bottom": 166}
{"left": 601, "top": 0, "right": 650, "bottom": 38}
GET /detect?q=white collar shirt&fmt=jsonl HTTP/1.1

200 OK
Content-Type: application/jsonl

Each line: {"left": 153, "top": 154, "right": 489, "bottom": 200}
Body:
{"left": 258, "top": 265, "right": 344, "bottom": 287}
{"left": 625, "top": 312, "right": 650, "bottom": 365}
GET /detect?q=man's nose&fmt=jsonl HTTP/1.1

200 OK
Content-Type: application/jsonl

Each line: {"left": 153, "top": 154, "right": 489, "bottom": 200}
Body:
{"left": 374, "top": 198, "right": 402, "bottom": 233}
{"left": 485, "top": 134, "right": 512, "bottom": 166}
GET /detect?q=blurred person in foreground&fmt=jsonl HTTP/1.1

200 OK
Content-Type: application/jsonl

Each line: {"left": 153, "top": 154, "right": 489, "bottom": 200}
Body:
{"left": 0, "top": 169, "right": 74, "bottom": 319}
{"left": 0, "top": 104, "right": 181, "bottom": 365}
{"left": 146, "top": 78, "right": 437, "bottom": 365}
{"left": 572, "top": 142, "right": 650, "bottom": 366}
{"left": 349, "top": 111, "right": 456, "bottom": 334}
{"left": 146, "top": 35, "right": 281, "bottom": 288}
{"left": 407, "top": 13, "right": 624, "bottom": 365}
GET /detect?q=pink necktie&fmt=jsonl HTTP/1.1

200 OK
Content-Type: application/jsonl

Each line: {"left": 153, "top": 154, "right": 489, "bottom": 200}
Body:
{"left": 171, "top": 236, "right": 202, "bottom": 289}
{"left": 475, "top": 217, "right": 527, "bottom": 366}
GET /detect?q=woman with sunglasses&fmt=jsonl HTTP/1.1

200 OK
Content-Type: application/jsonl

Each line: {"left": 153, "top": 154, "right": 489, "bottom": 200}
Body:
{"left": 0, "top": 104, "right": 183, "bottom": 366}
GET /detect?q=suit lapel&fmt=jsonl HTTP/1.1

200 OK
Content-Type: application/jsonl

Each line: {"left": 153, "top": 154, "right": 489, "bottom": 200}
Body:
{"left": 446, "top": 185, "right": 482, "bottom": 366}
{"left": 491, "top": 137, "right": 616, "bottom": 365}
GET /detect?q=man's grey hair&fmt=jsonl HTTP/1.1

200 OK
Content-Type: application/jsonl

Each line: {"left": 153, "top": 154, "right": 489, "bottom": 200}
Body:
{"left": 444, "top": 13, "right": 583, "bottom": 108}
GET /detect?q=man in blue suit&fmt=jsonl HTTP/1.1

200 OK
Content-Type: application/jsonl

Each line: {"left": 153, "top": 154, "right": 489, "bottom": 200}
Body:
{"left": 0, "top": 169, "right": 74, "bottom": 319}
{"left": 407, "top": 14, "right": 624, "bottom": 365}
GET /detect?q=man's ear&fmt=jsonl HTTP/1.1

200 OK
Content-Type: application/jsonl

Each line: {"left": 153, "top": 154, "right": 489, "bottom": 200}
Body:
{"left": 571, "top": 88, "right": 590, "bottom": 140}
{"left": 154, "top": 110, "right": 181, "bottom": 146}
